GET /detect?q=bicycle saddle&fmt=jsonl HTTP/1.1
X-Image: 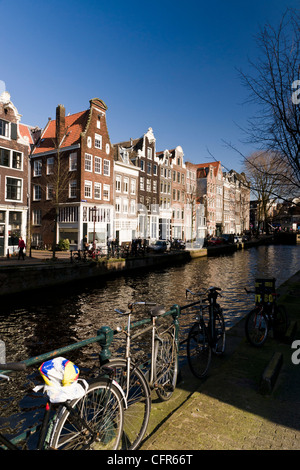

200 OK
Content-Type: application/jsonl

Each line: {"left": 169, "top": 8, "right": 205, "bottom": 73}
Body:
{"left": 150, "top": 305, "right": 166, "bottom": 317}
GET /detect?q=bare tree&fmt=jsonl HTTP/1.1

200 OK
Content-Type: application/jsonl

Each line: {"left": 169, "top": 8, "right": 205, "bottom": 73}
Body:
{"left": 238, "top": 8, "right": 300, "bottom": 195}
{"left": 244, "top": 151, "right": 284, "bottom": 233}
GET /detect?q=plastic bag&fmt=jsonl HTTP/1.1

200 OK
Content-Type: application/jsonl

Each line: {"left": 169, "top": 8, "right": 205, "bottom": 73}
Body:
{"left": 33, "top": 357, "right": 88, "bottom": 403}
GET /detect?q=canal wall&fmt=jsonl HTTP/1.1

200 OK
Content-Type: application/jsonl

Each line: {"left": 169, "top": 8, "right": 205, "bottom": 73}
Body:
{"left": 0, "top": 235, "right": 293, "bottom": 297}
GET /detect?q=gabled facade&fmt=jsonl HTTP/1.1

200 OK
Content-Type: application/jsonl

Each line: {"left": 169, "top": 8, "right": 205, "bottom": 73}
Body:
{"left": 114, "top": 128, "right": 159, "bottom": 241}
{"left": 196, "top": 161, "right": 223, "bottom": 236}
{"left": 112, "top": 144, "right": 139, "bottom": 243}
{"left": 31, "top": 98, "right": 114, "bottom": 250}
{"left": 0, "top": 91, "right": 31, "bottom": 256}
{"left": 170, "top": 146, "right": 186, "bottom": 239}
{"left": 155, "top": 149, "right": 172, "bottom": 240}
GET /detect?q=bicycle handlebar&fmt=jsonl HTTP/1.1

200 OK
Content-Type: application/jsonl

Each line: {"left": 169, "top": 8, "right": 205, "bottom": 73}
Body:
{"left": 0, "top": 362, "right": 27, "bottom": 371}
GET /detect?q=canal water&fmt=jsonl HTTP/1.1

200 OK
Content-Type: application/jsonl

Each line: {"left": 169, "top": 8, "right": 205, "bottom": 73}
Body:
{"left": 1, "top": 244, "right": 299, "bottom": 365}
{"left": 0, "top": 243, "right": 299, "bottom": 445}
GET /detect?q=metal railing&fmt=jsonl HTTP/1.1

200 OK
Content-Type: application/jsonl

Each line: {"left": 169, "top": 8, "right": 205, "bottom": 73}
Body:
{"left": 0, "top": 303, "right": 182, "bottom": 447}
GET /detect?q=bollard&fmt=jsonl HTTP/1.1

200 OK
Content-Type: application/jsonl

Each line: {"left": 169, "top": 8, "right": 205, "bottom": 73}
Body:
{"left": 97, "top": 325, "right": 114, "bottom": 365}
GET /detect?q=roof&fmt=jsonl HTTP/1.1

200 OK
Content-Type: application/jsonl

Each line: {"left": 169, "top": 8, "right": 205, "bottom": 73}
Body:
{"left": 32, "top": 109, "right": 89, "bottom": 155}
{"left": 194, "top": 161, "right": 222, "bottom": 177}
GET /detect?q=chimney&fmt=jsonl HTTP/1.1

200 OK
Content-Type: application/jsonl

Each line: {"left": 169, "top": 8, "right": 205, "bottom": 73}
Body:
{"left": 56, "top": 104, "right": 65, "bottom": 146}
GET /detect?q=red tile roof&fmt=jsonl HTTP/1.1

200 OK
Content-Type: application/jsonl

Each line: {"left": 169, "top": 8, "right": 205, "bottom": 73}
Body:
{"left": 19, "top": 123, "right": 34, "bottom": 147}
{"left": 33, "top": 109, "right": 89, "bottom": 155}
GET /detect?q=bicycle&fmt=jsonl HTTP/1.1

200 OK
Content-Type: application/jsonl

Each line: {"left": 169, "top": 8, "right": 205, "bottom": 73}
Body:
{"left": 0, "top": 358, "right": 125, "bottom": 450}
{"left": 102, "top": 301, "right": 178, "bottom": 450}
{"left": 244, "top": 278, "right": 288, "bottom": 347}
{"left": 185, "top": 287, "right": 225, "bottom": 379}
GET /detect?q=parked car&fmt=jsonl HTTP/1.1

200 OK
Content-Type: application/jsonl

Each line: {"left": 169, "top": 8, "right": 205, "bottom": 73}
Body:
{"left": 221, "top": 234, "right": 234, "bottom": 244}
{"left": 207, "top": 237, "right": 223, "bottom": 246}
{"left": 148, "top": 240, "right": 168, "bottom": 253}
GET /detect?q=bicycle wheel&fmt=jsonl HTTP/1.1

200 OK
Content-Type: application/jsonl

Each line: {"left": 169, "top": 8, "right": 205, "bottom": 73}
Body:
{"left": 50, "top": 378, "right": 124, "bottom": 450}
{"left": 212, "top": 308, "right": 226, "bottom": 355}
{"left": 107, "top": 358, "right": 151, "bottom": 450}
{"left": 245, "top": 308, "right": 268, "bottom": 346}
{"left": 153, "top": 330, "right": 178, "bottom": 401}
{"left": 273, "top": 304, "right": 288, "bottom": 340}
{"left": 187, "top": 322, "right": 211, "bottom": 378}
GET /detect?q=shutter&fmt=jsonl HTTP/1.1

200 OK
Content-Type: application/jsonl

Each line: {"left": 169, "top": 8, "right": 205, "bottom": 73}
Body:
{"left": 11, "top": 122, "right": 17, "bottom": 140}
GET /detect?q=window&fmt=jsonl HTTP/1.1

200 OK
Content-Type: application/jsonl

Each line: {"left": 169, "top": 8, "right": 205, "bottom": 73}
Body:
{"left": 12, "top": 152, "right": 22, "bottom": 170}
{"left": 33, "top": 184, "right": 41, "bottom": 201}
{"left": 140, "top": 177, "right": 144, "bottom": 190}
{"left": 147, "top": 147, "right": 152, "bottom": 159}
{"left": 123, "top": 198, "right": 128, "bottom": 213}
{"left": 95, "top": 134, "right": 102, "bottom": 149}
{"left": 153, "top": 164, "right": 157, "bottom": 175}
{"left": 47, "top": 157, "right": 54, "bottom": 175}
{"left": 69, "top": 180, "right": 77, "bottom": 198}
{"left": 153, "top": 180, "right": 157, "bottom": 193}
{"left": 103, "top": 184, "right": 110, "bottom": 201}
{"left": 94, "top": 156, "right": 101, "bottom": 174}
{"left": 146, "top": 179, "right": 151, "bottom": 192}
{"left": 6, "top": 178, "right": 22, "bottom": 201}
{"left": 116, "top": 176, "right": 121, "bottom": 192}
{"left": 130, "top": 179, "right": 136, "bottom": 195}
{"left": 32, "top": 209, "right": 42, "bottom": 225}
{"left": 69, "top": 152, "right": 77, "bottom": 171}
{"left": 0, "top": 147, "right": 10, "bottom": 167}
{"left": 0, "top": 119, "right": 9, "bottom": 138}
{"left": 140, "top": 160, "right": 144, "bottom": 171}
{"left": 34, "top": 160, "right": 42, "bottom": 177}
{"left": 85, "top": 153, "right": 92, "bottom": 172}
{"left": 84, "top": 181, "right": 92, "bottom": 198}
{"left": 46, "top": 184, "right": 54, "bottom": 200}
{"left": 130, "top": 199, "right": 136, "bottom": 214}
{"left": 115, "top": 198, "right": 121, "bottom": 213}
{"left": 94, "top": 182, "right": 101, "bottom": 199}
{"left": 123, "top": 177, "right": 129, "bottom": 193}
{"left": 147, "top": 162, "right": 151, "bottom": 174}
{"left": 103, "top": 159, "right": 110, "bottom": 176}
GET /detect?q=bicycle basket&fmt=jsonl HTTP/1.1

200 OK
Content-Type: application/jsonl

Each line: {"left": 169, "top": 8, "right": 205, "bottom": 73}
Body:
{"left": 255, "top": 278, "right": 276, "bottom": 304}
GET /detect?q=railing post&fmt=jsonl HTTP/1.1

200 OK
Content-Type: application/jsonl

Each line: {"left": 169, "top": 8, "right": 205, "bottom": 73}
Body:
{"left": 97, "top": 326, "right": 114, "bottom": 365}
{"left": 170, "top": 304, "right": 181, "bottom": 382}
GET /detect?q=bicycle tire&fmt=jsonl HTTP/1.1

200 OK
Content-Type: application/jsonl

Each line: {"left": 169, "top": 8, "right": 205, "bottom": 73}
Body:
{"left": 49, "top": 378, "right": 124, "bottom": 450}
{"left": 107, "top": 358, "right": 151, "bottom": 450}
{"left": 212, "top": 308, "right": 226, "bottom": 355}
{"left": 245, "top": 308, "right": 268, "bottom": 346}
{"left": 187, "top": 321, "right": 212, "bottom": 378}
{"left": 273, "top": 304, "right": 288, "bottom": 340}
{"left": 153, "top": 330, "right": 178, "bottom": 401}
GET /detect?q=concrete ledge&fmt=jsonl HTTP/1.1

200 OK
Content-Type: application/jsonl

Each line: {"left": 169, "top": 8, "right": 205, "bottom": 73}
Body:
{"left": 259, "top": 352, "right": 283, "bottom": 395}
{"left": 284, "top": 321, "right": 298, "bottom": 344}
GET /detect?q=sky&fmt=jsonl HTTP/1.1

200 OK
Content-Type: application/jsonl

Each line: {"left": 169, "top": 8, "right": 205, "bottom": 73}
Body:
{"left": 1, "top": 0, "right": 299, "bottom": 173}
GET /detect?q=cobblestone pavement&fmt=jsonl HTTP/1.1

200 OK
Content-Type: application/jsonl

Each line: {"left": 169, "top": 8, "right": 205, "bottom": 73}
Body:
{"left": 140, "top": 272, "right": 300, "bottom": 451}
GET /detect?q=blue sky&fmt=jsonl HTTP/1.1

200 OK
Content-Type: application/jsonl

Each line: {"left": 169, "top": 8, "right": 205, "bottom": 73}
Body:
{"left": 1, "top": 0, "right": 299, "bottom": 172}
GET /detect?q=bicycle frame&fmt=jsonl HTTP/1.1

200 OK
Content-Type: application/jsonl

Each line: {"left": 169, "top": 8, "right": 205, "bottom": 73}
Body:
{"left": 114, "top": 303, "right": 176, "bottom": 396}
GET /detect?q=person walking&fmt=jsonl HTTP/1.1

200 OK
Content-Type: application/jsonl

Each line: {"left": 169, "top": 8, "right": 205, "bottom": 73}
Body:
{"left": 18, "top": 237, "right": 26, "bottom": 260}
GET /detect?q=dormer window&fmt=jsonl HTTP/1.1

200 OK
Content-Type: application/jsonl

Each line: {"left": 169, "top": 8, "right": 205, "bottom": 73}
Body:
{"left": 120, "top": 150, "right": 129, "bottom": 164}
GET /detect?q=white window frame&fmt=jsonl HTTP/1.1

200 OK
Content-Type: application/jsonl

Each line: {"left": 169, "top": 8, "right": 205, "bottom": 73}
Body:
{"left": 84, "top": 180, "right": 92, "bottom": 199}
{"left": 47, "top": 157, "right": 54, "bottom": 175}
{"left": 34, "top": 160, "right": 42, "bottom": 177}
{"left": 69, "top": 152, "right": 77, "bottom": 171}
{"left": 69, "top": 180, "right": 77, "bottom": 198}
{"left": 103, "top": 159, "right": 110, "bottom": 176}
{"left": 6, "top": 176, "right": 23, "bottom": 202}
{"left": 94, "top": 182, "right": 101, "bottom": 200}
{"left": 33, "top": 184, "right": 41, "bottom": 201}
{"left": 94, "top": 156, "right": 102, "bottom": 174}
{"left": 95, "top": 133, "right": 102, "bottom": 149}
{"left": 116, "top": 175, "right": 121, "bottom": 192}
{"left": 85, "top": 153, "right": 92, "bottom": 172}
{"left": 103, "top": 184, "right": 110, "bottom": 201}
{"left": 32, "top": 209, "right": 42, "bottom": 225}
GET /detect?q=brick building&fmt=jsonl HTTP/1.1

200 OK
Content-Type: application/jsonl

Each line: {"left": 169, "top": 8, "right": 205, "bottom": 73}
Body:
{"left": 169, "top": 146, "right": 187, "bottom": 239}
{"left": 155, "top": 149, "right": 172, "bottom": 240}
{"left": 31, "top": 98, "right": 114, "bottom": 250}
{"left": 0, "top": 91, "right": 32, "bottom": 256}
